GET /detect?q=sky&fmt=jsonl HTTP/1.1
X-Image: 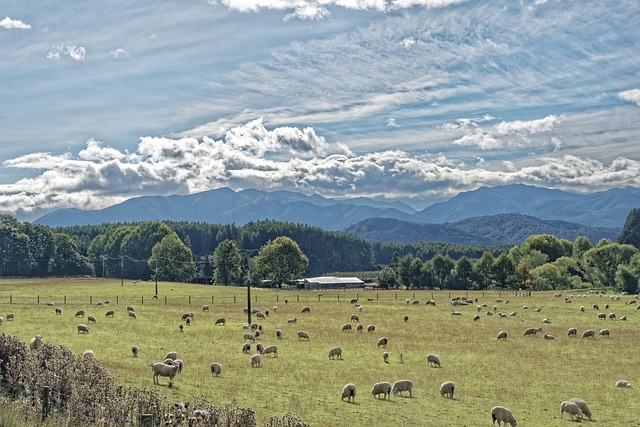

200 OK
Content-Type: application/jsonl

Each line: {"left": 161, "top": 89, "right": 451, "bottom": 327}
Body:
{"left": 1, "top": 0, "right": 640, "bottom": 221}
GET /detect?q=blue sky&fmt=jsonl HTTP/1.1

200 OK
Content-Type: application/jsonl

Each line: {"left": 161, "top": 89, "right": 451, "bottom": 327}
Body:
{"left": 1, "top": 0, "right": 639, "bottom": 221}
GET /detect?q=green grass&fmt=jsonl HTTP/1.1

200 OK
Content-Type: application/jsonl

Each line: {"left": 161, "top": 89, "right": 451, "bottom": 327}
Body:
{"left": 1, "top": 278, "right": 640, "bottom": 426}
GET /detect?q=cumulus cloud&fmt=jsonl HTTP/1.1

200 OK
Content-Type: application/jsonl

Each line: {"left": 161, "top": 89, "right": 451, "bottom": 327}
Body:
{"left": 46, "top": 43, "right": 86, "bottom": 61}
{"left": 619, "top": 89, "right": 640, "bottom": 106}
{"left": 0, "top": 17, "right": 31, "bottom": 29}
{"left": 110, "top": 48, "right": 129, "bottom": 58}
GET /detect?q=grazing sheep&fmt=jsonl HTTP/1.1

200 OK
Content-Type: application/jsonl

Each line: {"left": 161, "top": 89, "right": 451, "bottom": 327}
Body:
{"left": 127, "top": 306, "right": 135, "bottom": 313}
{"left": 87, "top": 315, "right": 97, "bottom": 323}
{"left": 486, "top": 310, "right": 493, "bottom": 316}
{"left": 244, "top": 333, "right": 256, "bottom": 342}
{"left": 297, "top": 331, "right": 310, "bottom": 340}
{"left": 341, "top": 383, "right": 356, "bottom": 403}
{"left": 75, "top": 310, "right": 85, "bottom": 317}
{"left": 131, "top": 346, "right": 139, "bottom": 357}
{"left": 616, "top": 380, "right": 632, "bottom": 388}
{"left": 598, "top": 312, "right": 606, "bottom": 320}
{"left": 451, "top": 311, "right": 462, "bottom": 316}
{"left": 151, "top": 362, "right": 180, "bottom": 386}
{"left": 262, "top": 344, "right": 278, "bottom": 357}
{"left": 560, "top": 400, "right": 583, "bottom": 421}
{"left": 275, "top": 329, "right": 283, "bottom": 339}
{"left": 599, "top": 328, "right": 610, "bottom": 338}
{"left": 620, "top": 315, "right": 627, "bottom": 321}
{"left": 569, "top": 398, "right": 592, "bottom": 421}
{"left": 405, "top": 299, "right": 410, "bottom": 304}
{"left": 126, "top": 310, "right": 137, "bottom": 319}
{"left": 534, "top": 307, "right": 541, "bottom": 312}
{"left": 439, "top": 381, "right": 455, "bottom": 399}
{"left": 580, "top": 306, "right": 585, "bottom": 312}
{"left": 181, "top": 312, "right": 192, "bottom": 321}
{"left": 29, "top": 335, "right": 43, "bottom": 350}
{"left": 367, "top": 324, "right": 375, "bottom": 332}
{"left": 341, "top": 323, "right": 352, "bottom": 332}
{"left": 490, "top": 406, "right": 517, "bottom": 427}
{"left": 272, "top": 305, "right": 277, "bottom": 312}
{"left": 250, "top": 353, "right": 262, "bottom": 367}
{"left": 174, "top": 359, "right": 184, "bottom": 374}
{"left": 427, "top": 353, "right": 442, "bottom": 367}
{"left": 300, "top": 306, "right": 311, "bottom": 313}
{"left": 254, "top": 330, "right": 262, "bottom": 340}
{"left": 605, "top": 303, "right": 610, "bottom": 309}
{"left": 356, "top": 323, "right": 363, "bottom": 332}
{"left": 377, "top": 337, "right": 388, "bottom": 348}
{"left": 608, "top": 312, "right": 616, "bottom": 320}
{"left": 543, "top": 334, "right": 555, "bottom": 340}
{"left": 350, "top": 314, "right": 360, "bottom": 322}
{"left": 256, "top": 343, "right": 264, "bottom": 354}
{"left": 509, "top": 311, "right": 517, "bottom": 317}
{"left": 201, "top": 305, "right": 209, "bottom": 312}
{"left": 593, "top": 304, "right": 599, "bottom": 310}
{"left": 328, "top": 347, "right": 342, "bottom": 359}
{"left": 403, "top": 315, "right": 409, "bottom": 322}
{"left": 55, "top": 307, "right": 62, "bottom": 315}
{"left": 382, "top": 351, "right": 389, "bottom": 364}
{"left": 164, "top": 351, "right": 178, "bottom": 361}
{"left": 371, "top": 381, "right": 392, "bottom": 400}
{"left": 287, "top": 317, "right": 297, "bottom": 324}
{"left": 242, "top": 342, "right": 252, "bottom": 354}
{"left": 105, "top": 310, "right": 115, "bottom": 318}
{"left": 82, "top": 349, "right": 94, "bottom": 360}
{"left": 542, "top": 317, "right": 551, "bottom": 323}
{"left": 256, "top": 311, "right": 266, "bottom": 320}
{"left": 523, "top": 327, "right": 542, "bottom": 337}
{"left": 185, "top": 317, "right": 192, "bottom": 326}
{"left": 77, "top": 324, "right": 90, "bottom": 334}
{"left": 214, "top": 317, "right": 226, "bottom": 326}
{"left": 6, "top": 313, "right": 14, "bottom": 321}
{"left": 392, "top": 380, "right": 413, "bottom": 397}
{"left": 179, "top": 323, "right": 184, "bottom": 332}
{"left": 473, "top": 314, "right": 480, "bottom": 322}
{"left": 581, "top": 329, "right": 596, "bottom": 339}
{"left": 350, "top": 298, "right": 358, "bottom": 304}
{"left": 496, "top": 331, "right": 508, "bottom": 340}
{"left": 210, "top": 362, "right": 222, "bottom": 377}
{"left": 567, "top": 327, "right": 577, "bottom": 337}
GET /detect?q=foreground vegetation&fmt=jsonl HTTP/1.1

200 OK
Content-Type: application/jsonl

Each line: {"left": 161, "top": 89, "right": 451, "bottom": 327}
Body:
{"left": 1, "top": 278, "right": 640, "bottom": 426}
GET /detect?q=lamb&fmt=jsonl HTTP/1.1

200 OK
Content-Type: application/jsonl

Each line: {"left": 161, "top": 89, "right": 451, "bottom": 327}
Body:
{"left": 181, "top": 312, "right": 192, "bottom": 321}
{"left": 75, "top": 310, "right": 85, "bottom": 317}
{"left": 569, "top": 398, "right": 592, "bottom": 421}
{"left": 77, "top": 324, "right": 90, "bottom": 334}
{"left": 164, "top": 351, "right": 178, "bottom": 361}
{"left": 427, "top": 353, "right": 442, "bottom": 367}
{"left": 560, "top": 400, "right": 583, "bottom": 421}
{"left": 392, "top": 379, "right": 413, "bottom": 397}
{"left": 105, "top": 310, "right": 115, "bottom": 317}
{"left": 250, "top": 353, "right": 262, "bottom": 367}
{"left": 6, "top": 313, "right": 14, "bottom": 321}
{"left": 275, "top": 329, "right": 283, "bottom": 339}
{"left": 328, "top": 347, "right": 342, "bottom": 359}
{"left": 82, "top": 349, "right": 94, "bottom": 360}
{"left": 439, "top": 381, "right": 455, "bottom": 399}
{"left": 615, "top": 380, "right": 632, "bottom": 388}
{"left": 151, "top": 362, "right": 180, "bottom": 386}
{"left": 210, "top": 362, "right": 222, "bottom": 377}
{"left": 128, "top": 311, "right": 137, "bottom": 319}
{"left": 87, "top": 315, "right": 97, "bottom": 323}
{"left": 543, "top": 334, "right": 554, "bottom": 340}
{"left": 262, "top": 344, "right": 278, "bottom": 357}
{"left": 523, "top": 327, "right": 542, "bottom": 337}
{"left": 215, "top": 317, "right": 226, "bottom": 326}
{"left": 341, "top": 323, "right": 352, "bottom": 332}
{"left": 367, "top": 324, "right": 375, "bottom": 332}
{"left": 377, "top": 337, "right": 388, "bottom": 347}
{"left": 496, "top": 331, "right": 508, "bottom": 340}
{"left": 29, "top": 335, "right": 43, "bottom": 350}
{"left": 341, "top": 383, "right": 356, "bottom": 403}
{"left": 370, "top": 381, "right": 392, "bottom": 400}
{"left": 567, "top": 327, "right": 577, "bottom": 337}
{"left": 55, "top": 307, "right": 62, "bottom": 315}
{"left": 131, "top": 346, "right": 139, "bottom": 357}
{"left": 242, "top": 342, "right": 251, "bottom": 354}
{"left": 599, "top": 328, "right": 610, "bottom": 338}
{"left": 581, "top": 329, "right": 596, "bottom": 339}
{"left": 202, "top": 305, "right": 210, "bottom": 312}
{"left": 179, "top": 323, "right": 184, "bottom": 332}
{"left": 490, "top": 405, "right": 517, "bottom": 426}
{"left": 382, "top": 351, "right": 389, "bottom": 363}
{"left": 297, "top": 331, "right": 310, "bottom": 340}
{"left": 185, "top": 317, "right": 191, "bottom": 326}
{"left": 287, "top": 317, "right": 297, "bottom": 324}
{"left": 300, "top": 306, "right": 311, "bottom": 313}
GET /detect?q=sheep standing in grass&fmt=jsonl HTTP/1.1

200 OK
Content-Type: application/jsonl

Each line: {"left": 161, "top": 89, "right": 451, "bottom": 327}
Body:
{"left": 55, "top": 307, "right": 62, "bottom": 315}
{"left": 262, "top": 345, "right": 278, "bottom": 357}
{"left": 275, "top": 329, "right": 283, "bottom": 340}
{"left": 328, "top": 347, "right": 342, "bottom": 359}
{"left": 567, "top": 327, "right": 577, "bottom": 337}
{"left": 164, "top": 351, "right": 178, "bottom": 361}
{"left": 356, "top": 324, "right": 363, "bottom": 332}
{"left": 6, "top": 313, "right": 14, "bottom": 321}
{"left": 490, "top": 406, "right": 517, "bottom": 426}
{"left": 301, "top": 306, "right": 311, "bottom": 313}
{"left": 202, "top": 305, "right": 209, "bottom": 312}
{"left": 543, "top": 334, "right": 555, "bottom": 340}
{"left": 256, "top": 343, "right": 265, "bottom": 354}
{"left": 382, "top": 352, "right": 389, "bottom": 364}
{"left": 105, "top": 310, "right": 115, "bottom": 318}
{"left": 427, "top": 353, "right": 442, "bottom": 367}
{"left": 151, "top": 362, "right": 180, "bottom": 386}
{"left": 581, "top": 329, "right": 596, "bottom": 339}
{"left": 128, "top": 311, "right": 137, "bottom": 319}
{"left": 473, "top": 314, "right": 480, "bottom": 322}
{"left": 392, "top": 380, "right": 413, "bottom": 397}
{"left": 341, "top": 383, "right": 356, "bottom": 403}
{"left": 244, "top": 333, "right": 256, "bottom": 342}
{"left": 287, "top": 317, "right": 297, "bottom": 324}
{"left": 367, "top": 324, "right": 375, "bottom": 332}
{"left": 250, "top": 353, "right": 262, "bottom": 367}
{"left": 523, "top": 327, "right": 542, "bottom": 337}
{"left": 29, "top": 335, "right": 43, "bottom": 350}
{"left": 350, "top": 314, "right": 359, "bottom": 322}
{"left": 210, "top": 362, "right": 222, "bottom": 377}
{"left": 82, "top": 349, "right": 94, "bottom": 360}
{"left": 127, "top": 306, "right": 135, "bottom": 313}
{"left": 341, "top": 323, "right": 352, "bottom": 332}
{"left": 377, "top": 337, "right": 388, "bottom": 347}
{"left": 77, "top": 324, "right": 90, "bottom": 334}
{"left": 403, "top": 315, "right": 409, "bottom": 322}
{"left": 214, "top": 317, "right": 226, "bottom": 326}
{"left": 242, "top": 342, "right": 251, "bottom": 354}
{"left": 131, "top": 346, "right": 139, "bottom": 357}
{"left": 560, "top": 401, "right": 583, "bottom": 421}
{"left": 569, "top": 398, "right": 592, "bottom": 421}
{"left": 297, "top": 331, "right": 310, "bottom": 340}
{"left": 439, "top": 381, "right": 455, "bottom": 399}
{"left": 615, "top": 380, "right": 632, "bottom": 388}
{"left": 599, "top": 328, "right": 610, "bottom": 338}
{"left": 75, "top": 310, "right": 85, "bottom": 318}
{"left": 371, "top": 381, "right": 392, "bottom": 400}
{"left": 88, "top": 315, "right": 96, "bottom": 323}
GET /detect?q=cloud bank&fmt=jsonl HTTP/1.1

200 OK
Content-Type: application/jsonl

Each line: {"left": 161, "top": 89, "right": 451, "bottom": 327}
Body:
{"left": 0, "top": 17, "right": 31, "bottom": 29}
{"left": 619, "top": 89, "right": 640, "bottom": 107}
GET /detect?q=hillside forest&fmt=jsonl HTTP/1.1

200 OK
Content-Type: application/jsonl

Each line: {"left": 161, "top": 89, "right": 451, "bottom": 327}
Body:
{"left": 1, "top": 208, "right": 640, "bottom": 293}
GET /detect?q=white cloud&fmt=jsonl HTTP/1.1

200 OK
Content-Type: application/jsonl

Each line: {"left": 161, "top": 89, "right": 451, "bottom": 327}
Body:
{"left": 110, "top": 48, "right": 129, "bottom": 59}
{"left": 494, "top": 115, "right": 563, "bottom": 136}
{"left": 46, "top": 43, "right": 86, "bottom": 61}
{"left": 386, "top": 118, "right": 399, "bottom": 127}
{"left": 66, "top": 44, "right": 86, "bottom": 61}
{"left": 284, "top": 5, "right": 330, "bottom": 21}
{"left": 619, "top": 89, "right": 640, "bottom": 106}
{"left": 0, "top": 17, "right": 31, "bottom": 29}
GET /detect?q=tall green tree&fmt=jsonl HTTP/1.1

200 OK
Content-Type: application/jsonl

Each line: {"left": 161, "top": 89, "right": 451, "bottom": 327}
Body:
{"left": 493, "top": 253, "right": 516, "bottom": 289}
{"left": 430, "top": 254, "right": 455, "bottom": 289}
{"left": 148, "top": 233, "right": 196, "bottom": 282}
{"left": 213, "top": 240, "right": 242, "bottom": 285}
{"left": 0, "top": 216, "right": 30, "bottom": 276}
{"left": 582, "top": 243, "right": 638, "bottom": 289}
{"left": 22, "top": 223, "right": 54, "bottom": 276}
{"left": 474, "top": 251, "right": 495, "bottom": 290}
{"left": 254, "top": 236, "right": 308, "bottom": 287}
{"left": 521, "top": 234, "right": 571, "bottom": 263}
{"left": 377, "top": 266, "right": 399, "bottom": 289}
{"left": 619, "top": 208, "right": 640, "bottom": 249}
{"left": 615, "top": 264, "right": 639, "bottom": 294}
{"left": 49, "top": 234, "right": 94, "bottom": 276}
{"left": 449, "top": 256, "right": 475, "bottom": 290}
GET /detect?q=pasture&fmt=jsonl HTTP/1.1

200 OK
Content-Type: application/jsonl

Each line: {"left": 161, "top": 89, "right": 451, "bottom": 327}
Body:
{"left": 1, "top": 278, "right": 639, "bottom": 426}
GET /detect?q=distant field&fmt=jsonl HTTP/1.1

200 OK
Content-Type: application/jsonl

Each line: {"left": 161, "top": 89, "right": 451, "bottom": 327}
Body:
{"left": 1, "top": 278, "right": 639, "bottom": 426}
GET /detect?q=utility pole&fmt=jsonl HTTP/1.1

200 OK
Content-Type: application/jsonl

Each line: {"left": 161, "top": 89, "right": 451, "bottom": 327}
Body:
{"left": 120, "top": 256, "right": 124, "bottom": 286}
{"left": 155, "top": 258, "right": 158, "bottom": 297}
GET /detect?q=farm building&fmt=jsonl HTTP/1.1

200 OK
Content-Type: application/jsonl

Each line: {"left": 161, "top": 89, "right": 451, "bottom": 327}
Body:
{"left": 303, "top": 276, "right": 364, "bottom": 290}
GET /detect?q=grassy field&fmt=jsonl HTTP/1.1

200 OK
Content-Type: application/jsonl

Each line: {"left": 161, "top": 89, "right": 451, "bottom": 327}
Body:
{"left": 1, "top": 278, "right": 639, "bottom": 426}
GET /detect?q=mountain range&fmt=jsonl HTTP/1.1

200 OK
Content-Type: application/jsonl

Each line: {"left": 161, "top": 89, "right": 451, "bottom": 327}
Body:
{"left": 34, "top": 184, "right": 635, "bottom": 245}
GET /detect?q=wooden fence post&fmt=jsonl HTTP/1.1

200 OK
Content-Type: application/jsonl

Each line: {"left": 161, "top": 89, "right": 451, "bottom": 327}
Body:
{"left": 42, "top": 386, "right": 50, "bottom": 420}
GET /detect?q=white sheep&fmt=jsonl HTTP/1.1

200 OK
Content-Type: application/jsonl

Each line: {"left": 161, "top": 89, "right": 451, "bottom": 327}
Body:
{"left": 256, "top": 343, "right": 264, "bottom": 354}
{"left": 250, "top": 353, "right": 262, "bottom": 367}
{"left": 615, "top": 379, "right": 632, "bottom": 388}
{"left": 105, "top": 310, "right": 115, "bottom": 318}
{"left": 597, "top": 312, "right": 607, "bottom": 320}
{"left": 164, "top": 351, "right": 178, "bottom": 361}
{"left": 254, "top": 330, "right": 262, "bottom": 340}
{"left": 542, "top": 317, "right": 551, "bottom": 323}
{"left": 301, "top": 306, "right": 311, "bottom": 313}
{"left": 215, "top": 317, "right": 226, "bottom": 326}
{"left": 620, "top": 315, "right": 628, "bottom": 321}
{"left": 82, "top": 349, "right": 94, "bottom": 360}
{"left": 128, "top": 311, "right": 137, "bottom": 319}
{"left": 377, "top": 337, "right": 388, "bottom": 347}
{"left": 490, "top": 405, "right": 517, "bottom": 426}
{"left": 210, "top": 362, "right": 222, "bottom": 377}
{"left": 151, "top": 362, "right": 180, "bottom": 386}
{"left": 581, "top": 329, "right": 596, "bottom": 339}
{"left": 77, "top": 324, "right": 90, "bottom": 334}
{"left": 543, "top": 334, "right": 555, "bottom": 340}
{"left": 560, "top": 400, "right": 583, "bottom": 421}
{"left": 244, "top": 333, "right": 256, "bottom": 342}
{"left": 29, "top": 335, "right": 43, "bottom": 350}
{"left": 427, "top": 353, "right": 442, "bottom": 367}
{"left": 451, "top": 311, "right": 462, "bottom": 316}
{"left": 599, "top": 328, "right": 610, "bottom": 338}
{"left": 179, "top": 323, "right": 184, "bottom": 332}
{"left": 567, "top": 327, "right": 577, "bottom": 337}
{"left": 75, "top": 310, "right": 85, "bottom": 317}
{"left": 127, "top": 306, "right": 136, "bottom": 313}
{"left": 262, "top": 344, "right": 278, "bottom": 357}
{"left": 242, "top": 342, "right": 251, "bottom": 354}
{"left": 439, "top": 381, "right": 455, "bottom": 399}
{"left": 275, "top": 329, "right": 283, "bottom": 339}
{"left": 55, "top": 307, "right": 62, "bottom": 315}
{"left": 256, "top": 311, "right": 266, "bottom": 320}
{"left": 341, "top": 383, "right": 356, "bottom": 403}
{"left": 382, "top": 351, "right": 389, "bottom": 364}
{"left": 370, "top": 381, "right": 392, "bottom": 400}
{"left": 297, "top": 331, "right": 310, "bottom": 340}
{"left": 287, "top": 317, "right": 297, "bottom": 324}
{"left": 356, "top": 323, "right": 363, "bottom": 332}
{"left": 341, "top": 323, "right": 352, "bottom": 332}
{"left": 367, "top": 324, "right": 375, "bottom": 332}
{"left": 87, "top": 315, "right": 97, "bottom": 323}
{"left": 523, "top": 327, "right": 542, "bottom": 337}
{"left": 496, "top": 331, "right": 508, "bottom": 340}
{"left": 202, "top": 304, "right": 210, "bottom": 312}
{"left": 569, "top": 398, "right": 592, "bottom": 421}
{"left": 473, "top": 314, "right": 480, "bottom": 322}
{"left": 131, "top": 345, "right": 139, "bottom": 357}
{"left": 272, "top": 305, "right": 277, "bottom": 312}
{"left": 350, "top": 314, "right": 360, "bottom": 322}
{"left": 328, "top": 347, "right": 342, "bottom": 359}
{"left": 403, "top": 314, "right": 409, "bottom": 322}
{"left": 392, "top": 379, "right": 413, "bottom": 397}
